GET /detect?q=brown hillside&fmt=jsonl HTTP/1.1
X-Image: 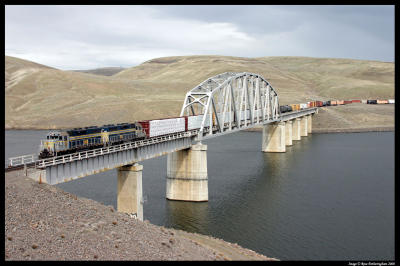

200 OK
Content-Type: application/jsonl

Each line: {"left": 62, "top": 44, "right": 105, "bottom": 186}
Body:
{"left": 72, "top": 67, "right": 125, "bottom": 76}
{"left": 5, "top": 55, "right": 394, "bottom": 130}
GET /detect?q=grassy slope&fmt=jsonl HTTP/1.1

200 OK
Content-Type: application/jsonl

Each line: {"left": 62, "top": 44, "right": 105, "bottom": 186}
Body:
{"left": 5, "top": 55, "right": 394, "bottom": 129}
{"left": 72, "top": 67, "right": 125, "bottom": 76}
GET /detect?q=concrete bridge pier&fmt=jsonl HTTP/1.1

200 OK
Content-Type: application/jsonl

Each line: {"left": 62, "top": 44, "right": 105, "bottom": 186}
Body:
{"left": 117, "top": 163, "right": 143, "bottom": 221}
{"left": 307, "top": 114, "right": 312, "bottom": 134}
{"left": 292, "top": 118, "right": 301, "bottom": 141}
{"left": 285, "top": 120, "right": 293, "bottom": 146}
{"left": 300, "top": 116, "right": 308, "bottom": 137}
{"left": 262, "top": 121, "right": 286, "bottom": 152}
{"left": 166, "top": 143, "right": 208, "bottom": 201}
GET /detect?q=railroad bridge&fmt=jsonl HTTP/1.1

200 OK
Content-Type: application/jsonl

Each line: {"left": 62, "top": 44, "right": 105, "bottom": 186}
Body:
{"left": 8, "top": 72, "right": 317, "bottom": 221}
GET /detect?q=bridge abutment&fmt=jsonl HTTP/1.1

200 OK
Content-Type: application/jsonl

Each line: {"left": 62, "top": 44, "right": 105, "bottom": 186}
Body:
{"left": 262, "top": 122, "right": 286, "bottom": 152}
{"left": 307, "top": 115, "right": 312, "bottom": 133}
{"left": 166, "top": 143, "right": 208, "bottom": 201}
{"left": 117, "top": 163, "right": 143, "bottom": 221}
{"left": 300, "top": 116, "right": 308, "bottom": 137}
{"left": 285, "top": 120, "right": 293, "bottom": 146}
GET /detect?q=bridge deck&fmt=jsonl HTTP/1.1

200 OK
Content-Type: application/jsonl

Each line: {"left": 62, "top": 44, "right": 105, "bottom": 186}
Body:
{"left": 6, "top": 108, "right": 317, "bottom": 173}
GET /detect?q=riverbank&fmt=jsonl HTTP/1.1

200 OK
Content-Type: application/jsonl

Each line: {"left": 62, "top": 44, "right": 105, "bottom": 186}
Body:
{"left": 245, "top": 104, "right": 394, "bottom": 133}
{"left": 245, "top": 126, "right": 394, "bottom": 133}
{"left": 5, "top": 169, "right": 277, "bottom": 261}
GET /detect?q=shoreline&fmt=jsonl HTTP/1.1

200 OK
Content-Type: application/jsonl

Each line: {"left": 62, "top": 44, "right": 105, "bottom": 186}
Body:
{"left": 244, "top": 126, "right": 394, "bottom": 133}
{"left": 5, "top": 169, "right": 277, "bottom": 261}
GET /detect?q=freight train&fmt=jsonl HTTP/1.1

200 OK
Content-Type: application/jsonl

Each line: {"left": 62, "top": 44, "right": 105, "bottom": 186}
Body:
{"left": 39, "top": 114, "right": 219, "bottom": 159}
{"left": 38, "top": 97, "right": 395, "bottom": 159}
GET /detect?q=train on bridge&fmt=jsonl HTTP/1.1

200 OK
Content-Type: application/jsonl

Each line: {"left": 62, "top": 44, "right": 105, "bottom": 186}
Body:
{"left": 278, "top": 98, "right": 394, "bottom": 113}
{"left": 39, "top": 115, "right": 215, "bottom": 159}
{"left": 38, "top": 97, "right": 394, "bottom": 159}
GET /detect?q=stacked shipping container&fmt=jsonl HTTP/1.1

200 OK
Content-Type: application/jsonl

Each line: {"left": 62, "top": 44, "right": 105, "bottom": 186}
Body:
{"left": 138, "top": 117, "right": 186, "bottom": 138}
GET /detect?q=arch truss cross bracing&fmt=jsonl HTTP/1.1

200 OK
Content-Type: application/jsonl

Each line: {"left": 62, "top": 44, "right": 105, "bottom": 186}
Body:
{"left": 180, "top": 72, "right": 280, "bottom": 140}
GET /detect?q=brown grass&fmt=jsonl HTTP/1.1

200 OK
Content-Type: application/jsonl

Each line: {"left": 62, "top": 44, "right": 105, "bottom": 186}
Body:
{"left": 5, "top": 55, "right": 394, "bottom": 129}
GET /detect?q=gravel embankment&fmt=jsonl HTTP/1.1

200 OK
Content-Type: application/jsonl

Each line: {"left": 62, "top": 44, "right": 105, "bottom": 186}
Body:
{"left": 5, "top": 170, "right": 277, "bottom": 261}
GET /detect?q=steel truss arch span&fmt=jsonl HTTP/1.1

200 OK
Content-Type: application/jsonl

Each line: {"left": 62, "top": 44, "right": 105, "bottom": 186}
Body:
{"left": 180, "top": 72, "right": 280, "bottom": 140}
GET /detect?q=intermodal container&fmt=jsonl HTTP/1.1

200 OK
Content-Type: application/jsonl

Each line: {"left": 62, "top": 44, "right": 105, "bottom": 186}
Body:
{"left": 388, "top": 99, "right": 395, "bottom": 104}
{"left": 300, "top": 103, "right": 308, "bottom": 109}
{"left": 344, "top": 100, "right": 352, "bottom": 104}
{"left": 330, "top": 100, "right": 337, "bottom": 106}
{"left": 337, "top": 100, "right": 344, "bottom": 105}
{"left": 361, "top": 100, "right": 367, "bottom": 104}
{"left": 367, "top": 100, "right": 377, "bottom": 104}
{"left": 188, "top": 114, "right": 208, "bottom": 130}
{"left": 189, "top": 112, "right": 236, "bottom": 131}
{"left": 138, "top": 117, "right": 186, "bottom": 138}
{"left": 377, "top": 100, "right": 387, "bottom": 104}
{"left": 352, "top": 100, "right": 361, "bottom": 103}
{"left": 316, "top": 101, "right": 323, "bottom": 107}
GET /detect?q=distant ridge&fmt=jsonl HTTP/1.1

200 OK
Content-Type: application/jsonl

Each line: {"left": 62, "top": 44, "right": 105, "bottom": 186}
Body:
{"left": 5, "top": 55, "right": 394, "bottom": 130}
{"left": 72, "top": 67, "right": 125, "bottom": 76}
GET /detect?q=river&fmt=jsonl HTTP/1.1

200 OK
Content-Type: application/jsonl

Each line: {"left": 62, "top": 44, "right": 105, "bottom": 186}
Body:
{"left": 4, "top": 130, "right": 394, "bottom": 260}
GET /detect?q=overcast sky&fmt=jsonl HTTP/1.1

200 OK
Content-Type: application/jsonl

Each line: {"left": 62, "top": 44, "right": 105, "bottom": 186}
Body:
{"left": 5, "top": 5, "right": 394, "bottom": 70}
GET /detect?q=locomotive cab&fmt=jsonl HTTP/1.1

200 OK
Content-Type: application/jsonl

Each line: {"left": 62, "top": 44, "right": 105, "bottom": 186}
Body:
{"left": 39, "top": 130, "right": 68, "bottom": 158}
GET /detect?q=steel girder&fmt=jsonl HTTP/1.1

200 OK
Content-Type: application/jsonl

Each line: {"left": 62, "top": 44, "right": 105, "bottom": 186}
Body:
{"left": 180, "top": 72, "right": 280, "bottom": 140}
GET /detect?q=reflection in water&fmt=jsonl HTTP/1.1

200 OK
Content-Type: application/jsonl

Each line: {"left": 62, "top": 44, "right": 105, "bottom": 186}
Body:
{"left": 165, "top": 200, "right": 210, "bottom": 234}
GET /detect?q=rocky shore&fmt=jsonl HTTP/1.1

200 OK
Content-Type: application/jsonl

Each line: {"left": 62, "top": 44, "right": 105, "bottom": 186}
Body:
{"left": 5, "top": 170, "right": 277, "bottom": 261}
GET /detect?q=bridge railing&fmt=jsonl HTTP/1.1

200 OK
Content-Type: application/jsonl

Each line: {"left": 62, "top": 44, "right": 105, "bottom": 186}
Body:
{"left": 7, "top": 108, "right": 317, "bottom": 170}
{"left": 7, "top": 154, "right": 36, "bottom": 167}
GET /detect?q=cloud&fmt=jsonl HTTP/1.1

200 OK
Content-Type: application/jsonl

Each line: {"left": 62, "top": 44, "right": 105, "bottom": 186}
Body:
{"left": 5, "top": 5, "right": 394, "bottom": 70}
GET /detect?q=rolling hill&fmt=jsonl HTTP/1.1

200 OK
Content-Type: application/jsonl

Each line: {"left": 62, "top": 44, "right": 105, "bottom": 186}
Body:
{"left": 72, "top": 67, "right": 125, "bottom": 76}
{"left": 4, "top": 55, "right": 394, "bottom": 130}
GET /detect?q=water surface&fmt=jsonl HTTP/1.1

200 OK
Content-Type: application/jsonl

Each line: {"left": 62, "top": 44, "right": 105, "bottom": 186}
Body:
{"left": 5, "top": 130, "right": 394, "bottom": 260}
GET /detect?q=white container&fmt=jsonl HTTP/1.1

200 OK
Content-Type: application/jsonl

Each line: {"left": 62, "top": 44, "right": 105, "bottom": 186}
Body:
{"left": 238, "top": 110, "right": 251, "bottom": 121}
{"left": 188, "top": 115, "right": 203, "bottom": 130}
{"left": 149, "top": 117, "right": 185, "bottom": 137}
{"left": 388, "top": 99, "right": 395, "bottom": 104}
{"left": 300, "top": 103, "right": 308, "bottom": 109}
{"left": 361, "top": 100, "right": 367, "bottom": 104}
{"left": 216, "top": 112, "right": 237, "bottom": 127}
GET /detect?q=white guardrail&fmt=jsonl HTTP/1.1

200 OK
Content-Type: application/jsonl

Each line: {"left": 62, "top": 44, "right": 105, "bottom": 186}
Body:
{"left": 7, "top": 154, "right": 36, "bottom": 167}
